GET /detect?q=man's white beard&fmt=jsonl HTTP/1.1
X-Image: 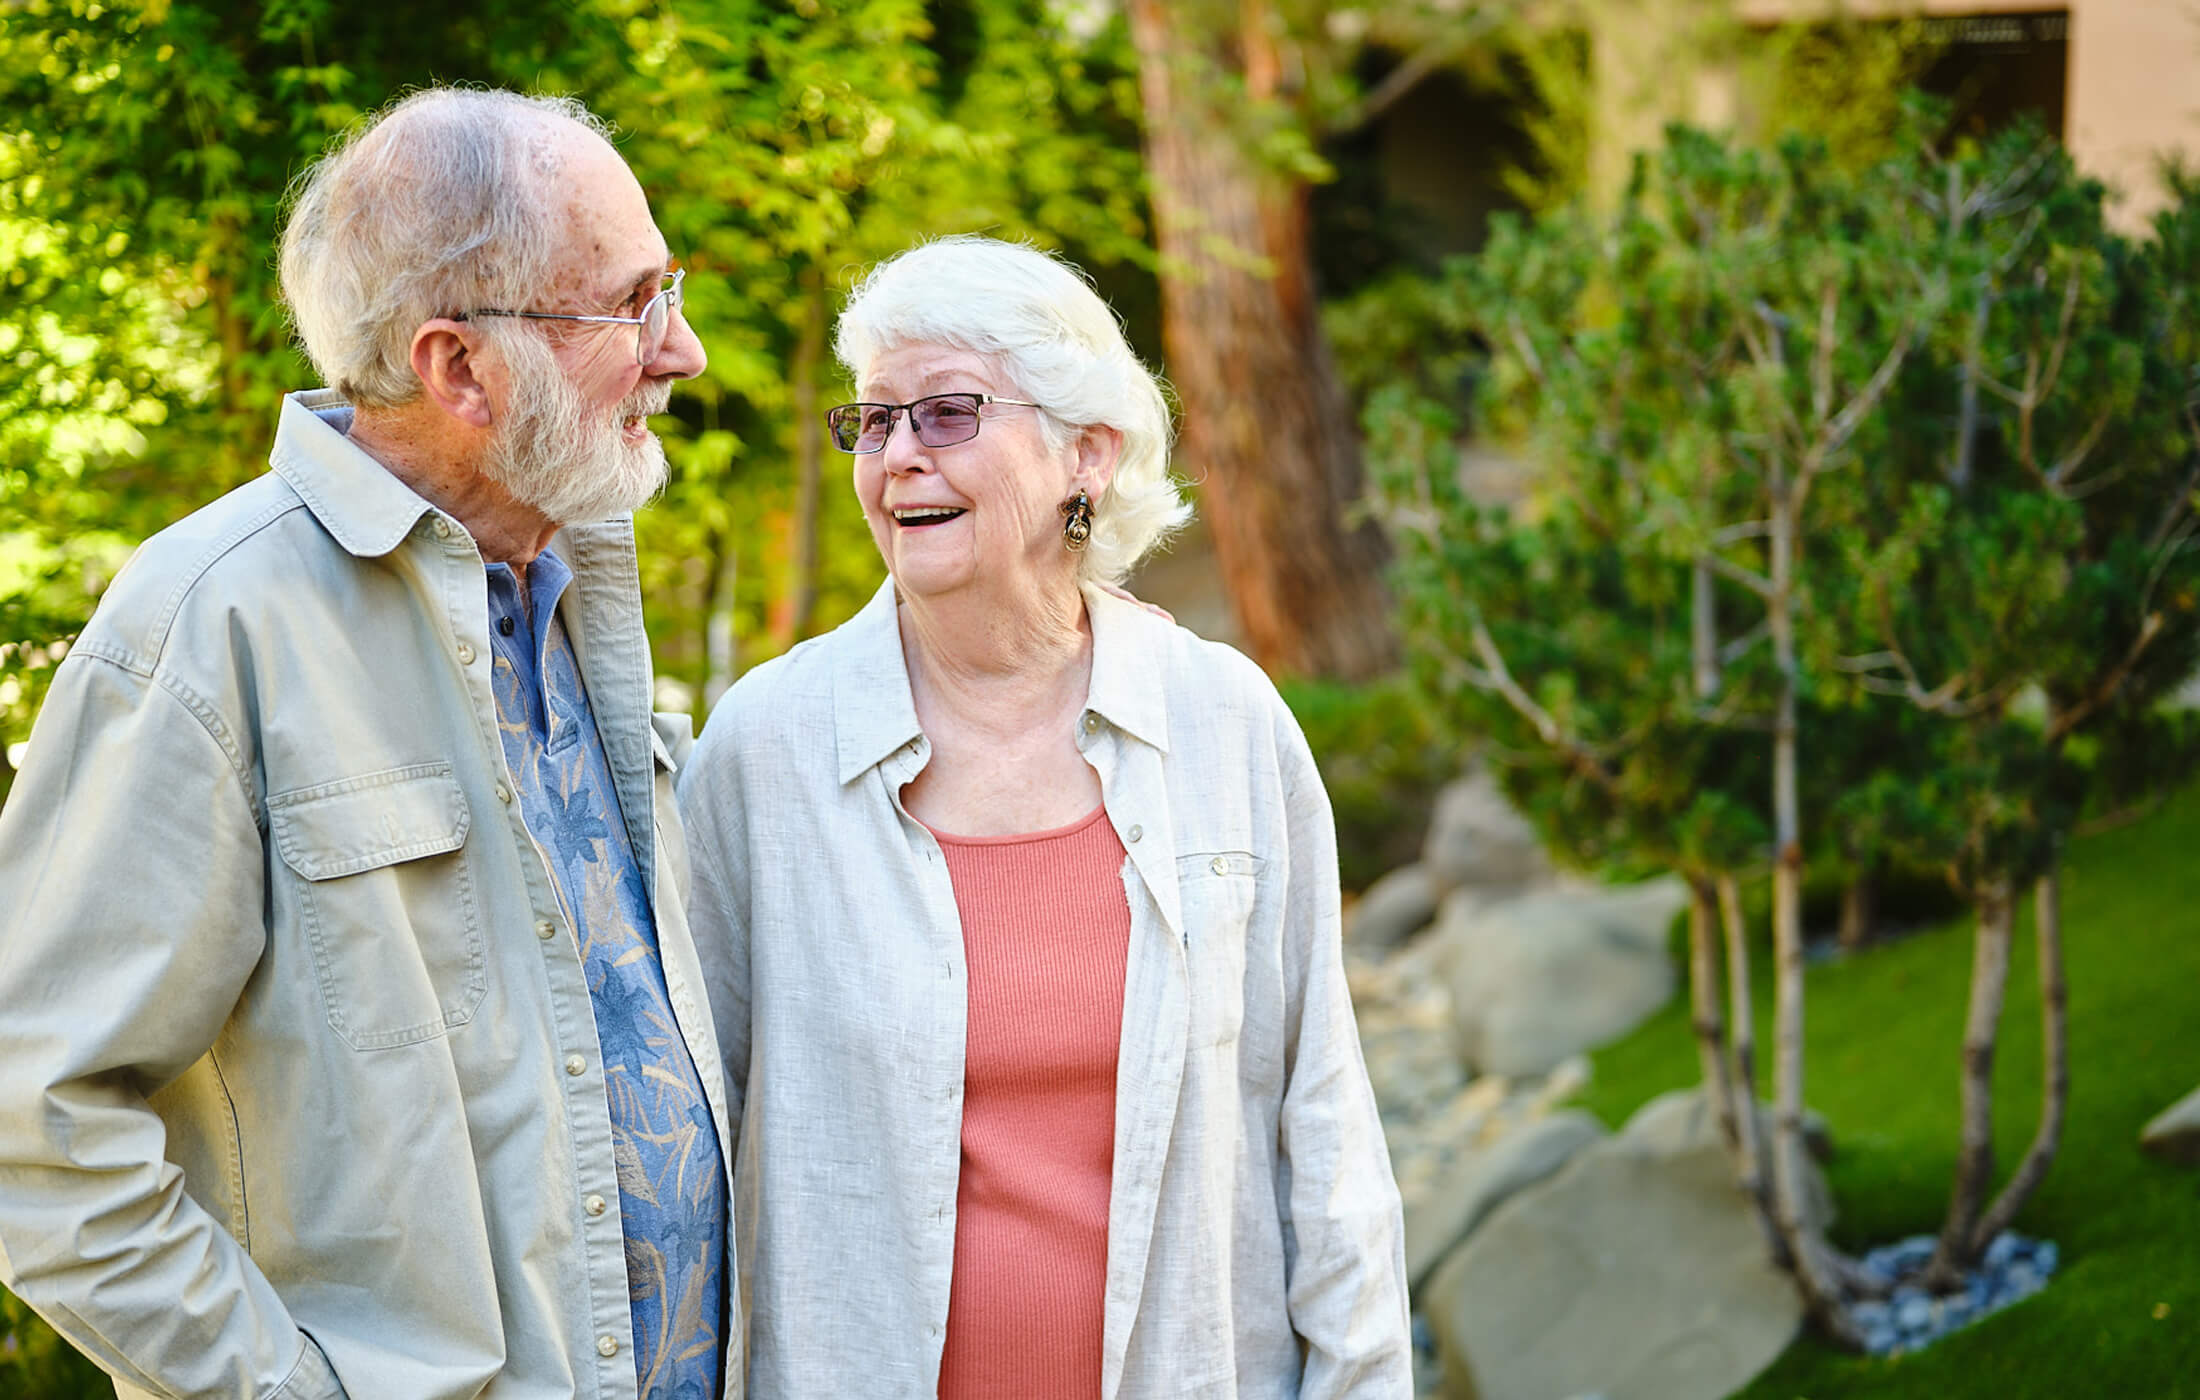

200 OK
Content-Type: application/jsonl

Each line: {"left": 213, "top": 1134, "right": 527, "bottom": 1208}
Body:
{"left": 484, "top": 329, "right": 671, "bottom": 526}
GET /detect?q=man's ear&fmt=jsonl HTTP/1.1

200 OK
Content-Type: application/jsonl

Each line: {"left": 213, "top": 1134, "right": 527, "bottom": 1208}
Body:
{"left": 1074, "top": 423, "right": 1123, "bottom": 497}
{"left": 411, "top": 319, "right": 495, "bottom": 429}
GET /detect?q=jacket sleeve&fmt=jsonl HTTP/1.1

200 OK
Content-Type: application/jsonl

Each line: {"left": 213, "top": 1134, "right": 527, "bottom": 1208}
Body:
{"left": 1268, "top": 696, "right": 1414, "bottom": 1398}
{"left": 0, "top": 651, "right": 346, "bottom": 1400}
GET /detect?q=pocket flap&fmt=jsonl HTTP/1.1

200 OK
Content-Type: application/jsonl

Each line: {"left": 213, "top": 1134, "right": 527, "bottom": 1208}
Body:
{"left": 269, "top": 763, "right": 471, "bottom": 881}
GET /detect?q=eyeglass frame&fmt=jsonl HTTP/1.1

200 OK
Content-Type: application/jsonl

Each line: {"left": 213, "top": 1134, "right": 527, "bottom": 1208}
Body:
{"left": 825, "top": 391, "right": 1043, "bottom": 454}
{"left": 457, "top": 267, "right": 686, "bottom": 366}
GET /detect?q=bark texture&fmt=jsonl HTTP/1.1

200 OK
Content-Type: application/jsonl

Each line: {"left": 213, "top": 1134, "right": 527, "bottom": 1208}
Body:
{"left": 1125, "top": 0, "right": 1396, "bottom": 679}
{"left": 1970, "top": 866, "right": 2069, "bottom": 1251}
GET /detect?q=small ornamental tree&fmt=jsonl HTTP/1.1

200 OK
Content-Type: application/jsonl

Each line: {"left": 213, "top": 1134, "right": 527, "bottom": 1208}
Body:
{"left": 1372, "top": 111, "right": 2200, "bottom": 1343}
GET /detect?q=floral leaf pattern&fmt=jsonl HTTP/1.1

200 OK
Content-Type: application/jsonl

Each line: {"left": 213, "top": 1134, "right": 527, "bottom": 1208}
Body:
{"left": 487, "top": 556, "right": 726, "bottom": 1398}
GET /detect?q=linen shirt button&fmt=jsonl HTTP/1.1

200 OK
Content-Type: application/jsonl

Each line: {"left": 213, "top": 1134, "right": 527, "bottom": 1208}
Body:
{"left": 1082, "top": 712, "right": 1100, "bottom": 734}
{"left": 1211, "top": 855, "right": 1228, "bottom": 875}
{"left": 1127, "top": 824, "right": 1143, "bottom": 843}
{"left": 596, "top": 1335, "right": 620, "bottom": 1359}
{"left": 433, "top": 518, "right": 451, "bottom": 539}
{"left": 584, "top": 1193, "right": 608, "bottom": 1217}
{"left": 535, "top": 918, "right": 556, "bottom": 940}
{"left": 455, "top": 641, "right": 476, "bottom": 665}
{"left": 495, "top": 783, "right": 513, "bottom": 805}
{"left": 564, "top": 1055, "right": 586, "bottom": 1077}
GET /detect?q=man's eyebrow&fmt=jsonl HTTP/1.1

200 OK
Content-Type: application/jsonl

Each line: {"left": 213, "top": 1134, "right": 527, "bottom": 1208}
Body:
{"left": 597, "top": 257, "right": 675, "bottom": 309}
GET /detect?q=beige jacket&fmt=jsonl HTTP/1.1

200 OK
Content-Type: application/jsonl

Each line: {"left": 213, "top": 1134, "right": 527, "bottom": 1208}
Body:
{"left": 0, "top": 391, "right": 736, "bottom": 1400}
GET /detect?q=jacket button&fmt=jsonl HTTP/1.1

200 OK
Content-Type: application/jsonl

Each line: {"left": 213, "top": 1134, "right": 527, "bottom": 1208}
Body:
{"left": 536, "top": 919, "right": 556, "bottom": 940}
{"left": 596, "top": 1335, "right": 620, "bottom": 1358}
{"left": 564, "top": 1055, "right": 586, "bottom": 1077}
{"left": 584, "top": 1193, "right": 608, "bottom": 1217}
{"left": 495, "top": 783, "right": 513, "bottom": 805}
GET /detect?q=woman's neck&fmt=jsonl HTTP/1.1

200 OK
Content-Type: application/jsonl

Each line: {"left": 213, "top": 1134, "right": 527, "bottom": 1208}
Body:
{"left": 897, "top": 577, "right": 1091, "bottom": 739}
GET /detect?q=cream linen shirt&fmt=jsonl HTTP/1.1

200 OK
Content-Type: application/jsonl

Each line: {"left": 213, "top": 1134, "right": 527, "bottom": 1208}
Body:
{"left": 678, "top": 579, "right": 1410, "bottom": 1400}
{"left": 0, "top": 391, "right": 737, "bottom": 1400}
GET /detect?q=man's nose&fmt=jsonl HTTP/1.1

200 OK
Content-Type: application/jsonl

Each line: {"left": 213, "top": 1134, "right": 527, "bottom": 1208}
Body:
{"left": 646, "top": 304, "right": 707, "bottom": 381}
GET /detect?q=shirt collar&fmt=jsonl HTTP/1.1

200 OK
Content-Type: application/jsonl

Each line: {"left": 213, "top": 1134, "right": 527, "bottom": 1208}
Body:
{"left": 267, "top": 389, "right": 441, "bottom": 558}
{"left": 830, "top": 577, "right": 1174, "bottom": 786}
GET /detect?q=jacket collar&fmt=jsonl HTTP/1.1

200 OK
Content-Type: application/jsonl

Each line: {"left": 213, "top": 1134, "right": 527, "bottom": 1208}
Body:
{"left": 831, "top": 576, "right": 1174, "bottom": 787}
{"left": 267, "top": 389, "right": 441, "bottom": 558}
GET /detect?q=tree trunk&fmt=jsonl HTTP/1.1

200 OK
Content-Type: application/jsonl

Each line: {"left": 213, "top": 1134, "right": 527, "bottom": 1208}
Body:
{"left": 1837, "top": 866, "right": 1877, "bottom": 955}
{"left": 785, "top": 270, "right": 828, "bottom": 646}
{"left": 1970, "top": 865, "right": 2069, "bottom": 1251}
{"left": 703, "top": 534, "right": 739, "bottom": 712}
{"left": 1718, "top": 871, "right": 1785, "bottom": 1265}
{"left": 1686, "top": 875, "right": 1737, "bottom": 1152}
{"left": 1125, "top": 0, "right": 1396, "bottom": 680}
{"left": 1930, "top": 876, "right": 2015, "bottom": 1284}
{"left": 1766, "top": 486, "right": 1857, "bottom": 1342}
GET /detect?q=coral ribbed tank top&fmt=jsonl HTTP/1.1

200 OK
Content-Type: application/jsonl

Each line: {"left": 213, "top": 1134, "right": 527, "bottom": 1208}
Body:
{"left": 928, "top": 804, "right": 1131, "bottom": 1400}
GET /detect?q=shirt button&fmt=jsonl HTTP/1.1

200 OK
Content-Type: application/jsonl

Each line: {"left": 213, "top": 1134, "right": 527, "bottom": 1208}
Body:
{"left": 564, "top": 1055, "right": 586, "bottom": 1077}
{"left": 495, "top": 783, "right": 513, "bottom": 805}
{"left": 596, "top": 1334, "right": 620, "bottom": 1359}
{"left": 1082, "top": 712, "right": 1101, "bottom": 734}
{"left": 535, "top": 918, "right": 556, "bottom": 941}
{"left": 1211, "top": 855, "right": 1228, "bottom": 875}
{"left": 433, "top": 518, "right": 451, "bottom": 539}
{"left": 584, "top": 1193, "right": 608, "bottom": 1217}
{"left": 1127, "top": 824, "right": 1143, "bottom": 843}
{"left": 455, "top": 641, "right": 476, "bottom": 665}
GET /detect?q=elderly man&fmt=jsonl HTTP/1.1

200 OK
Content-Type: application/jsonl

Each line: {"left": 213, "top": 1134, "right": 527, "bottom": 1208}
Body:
{"left": 0, "top": 89, "right": 732, "bottom": 1399}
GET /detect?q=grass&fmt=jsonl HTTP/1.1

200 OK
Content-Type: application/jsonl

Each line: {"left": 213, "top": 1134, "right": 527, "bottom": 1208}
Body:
{"left": 1571, "top": 781, "right": 2200, "bottom": 1398}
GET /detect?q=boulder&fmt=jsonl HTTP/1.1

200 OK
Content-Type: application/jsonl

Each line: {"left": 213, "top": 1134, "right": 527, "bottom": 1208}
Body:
{"left": 2140, "top": 1084, "right": 2200, "bottom": 1165}
{"left": 1403, "top": 1109, "right": 1604, "bottom": 1290}
{"left": 1620, "top": 1087, "right": 1836, "bottom": 1233}
{"left": 1423, "top": 1121, "right": 1802, "bottom": 1400}
{"left": 1434, "top": 878, "right": 1687, "bottom": 1076}
{"left": 1422, "top": 772, "right": 1550, "bottom": 896}
{"left": 1345, "top": 863, "right": 1442, "bottom": 952}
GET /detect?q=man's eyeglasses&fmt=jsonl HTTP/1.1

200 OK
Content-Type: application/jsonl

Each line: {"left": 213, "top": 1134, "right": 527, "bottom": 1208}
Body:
{"left": 825, "top": 392, "right": 1041, "bottom": 454}
{"left": 461, "top": 268, "right": 686, "bottom": 366}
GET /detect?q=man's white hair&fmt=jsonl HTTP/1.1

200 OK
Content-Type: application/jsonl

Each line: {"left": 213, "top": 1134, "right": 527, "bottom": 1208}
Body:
{"left": 833, "top": 235, "right": 1190, "bottom": 586}
{"left": 278, "top": 87, "right": 610, "bottom": 408}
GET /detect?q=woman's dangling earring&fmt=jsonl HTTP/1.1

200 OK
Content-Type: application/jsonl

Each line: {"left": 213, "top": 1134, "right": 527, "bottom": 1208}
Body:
{"left": 1060, "top": 488, "right": 1094, "bottom": 552}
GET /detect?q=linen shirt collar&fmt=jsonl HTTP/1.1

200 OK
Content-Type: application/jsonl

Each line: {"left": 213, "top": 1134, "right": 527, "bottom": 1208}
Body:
{"left": 268, "top": 389, "right": 440, "bottom": 558}
{"left": 831, "top": 577, "right": 1174, "bottom": 786}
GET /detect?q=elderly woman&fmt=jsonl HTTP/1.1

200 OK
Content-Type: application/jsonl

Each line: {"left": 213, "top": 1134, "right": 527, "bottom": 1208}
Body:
{"left": 678, "top": 236, "right": 1408, "bottom": 1399}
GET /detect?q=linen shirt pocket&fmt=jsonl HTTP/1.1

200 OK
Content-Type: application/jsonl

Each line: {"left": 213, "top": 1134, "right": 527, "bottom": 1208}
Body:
{"left": 268, "top": 763, "right": 484, "bottom": 1051}
{"left": 1176, "top": 850, "right": 1261, "bottom": 1048}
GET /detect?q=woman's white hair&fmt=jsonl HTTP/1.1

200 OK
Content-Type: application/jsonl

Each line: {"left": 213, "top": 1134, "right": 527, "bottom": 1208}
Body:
{"left": 834, "top": 235, "right": 1189, "bottom": 586}
{"left": 278, "top": 87, "right": 609, "bottom": 408}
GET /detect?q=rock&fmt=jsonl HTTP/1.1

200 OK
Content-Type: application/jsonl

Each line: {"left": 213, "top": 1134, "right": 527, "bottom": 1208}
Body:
{"left": 1433, "top": 878, "right": 1687, "bottom": 1076}
{"left": 1422, "top": 1122, "right": 1802, "bottom": 1400}
{"left": 1402, "top": 1109, "right": 1605, "bottom": 1290}
{"left": 1346, "top": 863, "right": 1443, "bottom": 952}
{"left": 1618, "top": 1086, "right": 1836, "bottom": 1232}
{"left": 1421, "top": 772, "right": 1551, "bottom": 896}
{"left": 2139, "top": 1084, "right": 2200, "bottom": 1165}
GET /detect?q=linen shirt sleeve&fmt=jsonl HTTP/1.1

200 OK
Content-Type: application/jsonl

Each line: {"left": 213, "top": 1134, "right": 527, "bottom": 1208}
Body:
{"left": 676, "top": 724, "right": 752, "bottom": 1132}
{"left": 0, "top": 652, "right": 345, "bottom": 1400}
{"left": 1268, "top": 693, "right": 1413, "bottom": 1397}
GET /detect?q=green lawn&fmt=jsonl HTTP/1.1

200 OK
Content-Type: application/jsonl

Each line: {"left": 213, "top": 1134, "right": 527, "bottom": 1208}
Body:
{"left": 1573, "top": 782, "right": 2200, "bottom": 1398}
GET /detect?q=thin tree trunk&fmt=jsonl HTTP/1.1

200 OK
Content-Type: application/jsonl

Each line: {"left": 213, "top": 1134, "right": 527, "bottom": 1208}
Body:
{"left": 703, "top": 534, "right": 739, "bottom": 712}
{"left": 1686, "top": 875, "right": 1738, "bottom": 1152}
{"left": 786, "top": 270, "right": 827, "bottom": 645}
{"left": 1719, "top": 871, "right": 1785, "bottom": 1266}
{"left": 1971, "top": 865, "right": 2069, "bottom": 1250}
{"left": 1767, "top": 486, "right": 1857, "bottom": 1342}
{"left": 1125, "top": 0, "right": 1396, "bottom": 680}
{"left": 1930, "top": 876, "right": 2015, "bottom": 1284}
{"left": 1837, "top": 866, "right": 1877, "bottom": 955}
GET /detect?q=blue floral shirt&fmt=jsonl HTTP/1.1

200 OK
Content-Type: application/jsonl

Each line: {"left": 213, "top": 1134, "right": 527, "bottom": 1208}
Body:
{"left": 487, "top": 551, "right": 727, "bottom": 1399}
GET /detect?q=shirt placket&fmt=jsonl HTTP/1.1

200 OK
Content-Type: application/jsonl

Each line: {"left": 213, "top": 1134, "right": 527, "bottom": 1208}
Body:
{"left": 463, "top": 546, "right": 640, "bottom": 1400}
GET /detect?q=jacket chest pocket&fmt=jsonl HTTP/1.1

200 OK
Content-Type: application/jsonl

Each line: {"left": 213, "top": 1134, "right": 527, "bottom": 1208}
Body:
{"left": 1177, "top": 850, "right": 1260, "bottom": 1048}
{"left": 268, "top": 763, "right": 485, "bottom": 1051}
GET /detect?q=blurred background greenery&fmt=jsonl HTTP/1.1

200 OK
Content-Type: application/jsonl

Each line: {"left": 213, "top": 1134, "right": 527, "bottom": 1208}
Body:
{"left": 4, "top": 1, "right": 2196, "bottom": 1395}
